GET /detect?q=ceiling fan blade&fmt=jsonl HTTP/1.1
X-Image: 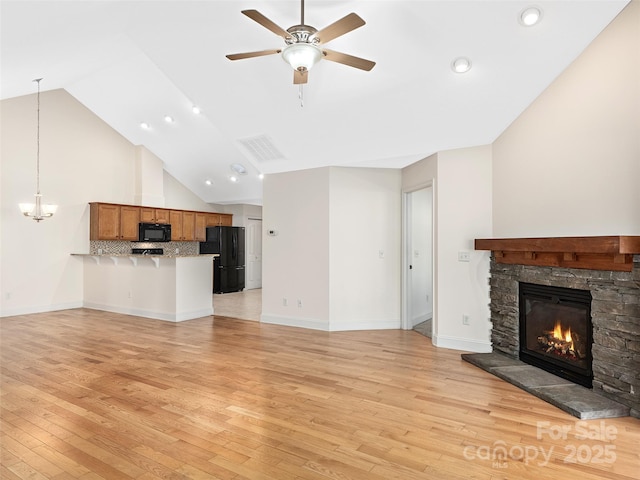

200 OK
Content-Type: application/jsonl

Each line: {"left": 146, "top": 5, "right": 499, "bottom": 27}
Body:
{"left": 322, "top": 49, "right": 376, "bottom": 71}
{"left": 293, "top": 69, "right": 308, "bottom": 84}
{"left": 312, "top": 13, "right": 365, "bottom": 44}
{"left": 226, "top": 49, "right": 281, "bottom": 61}
{"left": 242, "top": 10, "right": 291, "bottom": 40}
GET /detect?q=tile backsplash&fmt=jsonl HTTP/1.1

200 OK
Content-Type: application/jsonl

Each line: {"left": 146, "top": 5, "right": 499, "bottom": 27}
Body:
{"left": 90, "top": 240, "right": 199, "bottom": 255}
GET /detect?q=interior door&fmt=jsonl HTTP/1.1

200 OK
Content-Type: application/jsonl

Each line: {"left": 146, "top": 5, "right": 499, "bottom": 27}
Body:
{"left": 245, "top": 218, "right": 263, "bottom": 290}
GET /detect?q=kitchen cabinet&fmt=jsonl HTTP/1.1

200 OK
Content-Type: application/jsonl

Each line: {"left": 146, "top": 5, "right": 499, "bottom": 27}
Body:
{"left": 140, "top": 207, "right": 170, "bottom": 224}
{"left": 170, "top": 210, "right": 195, "bottom": 241}
{"left": 206, "top": 213, "right": 232, "bottom": 227}
{"left": 90, "top": 203, "right": 140, "bottom": 240}
{"left": 195, "top": 213, "right": 207, "bottom": 241}
{"left": 89, "top": 202, "right": 231, "bottom": 242}
{"left": 182, "top": 211, "right": 195, "bottom": 241}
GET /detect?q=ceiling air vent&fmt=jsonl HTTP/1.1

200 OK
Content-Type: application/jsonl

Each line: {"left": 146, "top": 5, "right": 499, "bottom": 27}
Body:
{"left": 237, "top": 135, "right": 285, "bottom": 163}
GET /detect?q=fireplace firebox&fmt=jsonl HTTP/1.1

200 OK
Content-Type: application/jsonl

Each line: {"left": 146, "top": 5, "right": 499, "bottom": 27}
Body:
{"left": 519, "top": 282, "right": 593, "bottom": 388}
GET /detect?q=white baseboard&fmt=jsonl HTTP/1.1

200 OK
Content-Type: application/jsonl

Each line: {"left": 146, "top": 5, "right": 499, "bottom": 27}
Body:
{"left": 329, "top": 319, "right": 401, "bottom": 331}
{"left": 83, "top": 302, "right": 212, "bottom": 322}
{"left": 260, "top": 314, "right": 401, "bottom": 332}
{"left": 432, "top": 334, "right": 492, "bottom": 353}
{"left": 261, "top": 314, "right": 329, "bottom": 331}
{"left": 0, "top": 301, "right": 83, "bottom": 318}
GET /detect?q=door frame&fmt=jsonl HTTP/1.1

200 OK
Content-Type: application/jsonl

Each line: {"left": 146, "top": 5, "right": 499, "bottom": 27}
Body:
{"left": 244, "top": 216, "right": 263, "bottom": 290}
{"left": 401, "top": 181, "right": 435, "bottom": 334}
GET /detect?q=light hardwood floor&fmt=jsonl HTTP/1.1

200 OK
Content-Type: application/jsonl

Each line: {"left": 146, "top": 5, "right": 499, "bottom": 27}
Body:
{"left": 1, "top": 308, "right": 639, "bottom": 479}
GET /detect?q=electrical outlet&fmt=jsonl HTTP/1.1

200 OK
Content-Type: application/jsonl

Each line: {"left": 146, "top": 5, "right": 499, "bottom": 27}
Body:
{"left": 462, "top": 314, "right": 470, "bottom": 325}
{"left": 282, "top": 298, "right": 288, "bottom": 306}
{"left": 297, "top": 299, "right": 303, "bottom": 308}
{"left": 379, "top": 250, "right": 385, "bottom": 259}
{"left": 128, "top": 291, "right": 133, "bottom": 299}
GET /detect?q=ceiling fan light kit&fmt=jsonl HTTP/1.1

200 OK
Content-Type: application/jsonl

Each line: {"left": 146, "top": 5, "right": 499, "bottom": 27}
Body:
{"left": 282, "top": 43, "right": 322, "bottom": 72}
{"left": 226, "top": 0, "right": 375, "bottom": 85}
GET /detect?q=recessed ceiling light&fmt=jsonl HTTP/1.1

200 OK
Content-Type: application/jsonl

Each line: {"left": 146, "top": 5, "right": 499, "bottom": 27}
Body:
{"left": 205, "top": 179, "right": 212, "bottom": 186}
{"left": 451, "top": 57, "right": 472, "bottom": 74}
{"left": 192, "top": 106, "right": 201, "bottom": 115}
{"left": 164, "top": 115, "right": 174, "bottom": 123}
{"left": 140, "top": 122, "right": 150, "bottom": 129}
{"left": 229, "top": 175, "right": 238, "bottom": 183}
{"left": 258, "top": 173, "right": 264, "bottom": 180}
{"left": 230, "top": 163, "right": 247, "bottom": 175}
{"left": 519, "top": 6, "right": 542, "bottom": 26}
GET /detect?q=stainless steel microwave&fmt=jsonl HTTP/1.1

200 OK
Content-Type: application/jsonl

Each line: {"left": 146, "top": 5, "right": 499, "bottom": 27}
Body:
{"left": 138, "top": 223, "right": 171, "bottom": 242}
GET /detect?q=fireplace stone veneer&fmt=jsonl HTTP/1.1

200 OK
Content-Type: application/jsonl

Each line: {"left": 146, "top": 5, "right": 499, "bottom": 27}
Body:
{"left": 475, "top": 237, "right": 640, "bottom": 418}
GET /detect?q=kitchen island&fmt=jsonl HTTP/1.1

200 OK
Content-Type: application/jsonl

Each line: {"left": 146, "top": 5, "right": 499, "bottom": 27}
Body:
{"left": 73, "top": 254, "right": 217, "bottom": 322}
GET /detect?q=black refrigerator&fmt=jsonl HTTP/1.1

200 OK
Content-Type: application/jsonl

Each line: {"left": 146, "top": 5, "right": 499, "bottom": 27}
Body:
{"left": 199, "top": 226, "right": 245, "bottom": 293}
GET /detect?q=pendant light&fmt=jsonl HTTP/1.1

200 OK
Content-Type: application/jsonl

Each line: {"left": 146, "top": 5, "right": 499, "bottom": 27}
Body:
{"left": 18, "top": 78, "right": 58, "bottom": 222}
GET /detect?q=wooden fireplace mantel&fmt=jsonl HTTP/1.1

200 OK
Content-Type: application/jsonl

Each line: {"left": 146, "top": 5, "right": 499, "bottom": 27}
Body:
{"left": 474, "top": 236, "right": 640, "bottom": 272}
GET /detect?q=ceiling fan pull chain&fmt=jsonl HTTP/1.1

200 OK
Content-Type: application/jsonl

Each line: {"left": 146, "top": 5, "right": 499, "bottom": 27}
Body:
{"left": 298, "top": 85, "right": 304, "bottom": 108}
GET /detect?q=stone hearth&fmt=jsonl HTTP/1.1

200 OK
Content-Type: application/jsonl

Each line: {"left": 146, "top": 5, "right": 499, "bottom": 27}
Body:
{"left": 473, "top": 236, "right": 640, "bottom": 418}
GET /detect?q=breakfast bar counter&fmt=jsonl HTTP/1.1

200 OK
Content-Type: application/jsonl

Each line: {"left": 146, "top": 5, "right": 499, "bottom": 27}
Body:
{"left": 73, "top": 254, "right": 217, "bottom": 322}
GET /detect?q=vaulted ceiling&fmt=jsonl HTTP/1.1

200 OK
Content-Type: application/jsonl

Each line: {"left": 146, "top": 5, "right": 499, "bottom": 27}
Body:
{"left": 1, "top": 0, "right": 629, "bottom": 205}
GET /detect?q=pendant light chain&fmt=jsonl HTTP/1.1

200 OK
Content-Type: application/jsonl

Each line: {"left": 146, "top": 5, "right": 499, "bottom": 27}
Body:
{"left": 35, "top": 78, "right": 42, "bottom": 196}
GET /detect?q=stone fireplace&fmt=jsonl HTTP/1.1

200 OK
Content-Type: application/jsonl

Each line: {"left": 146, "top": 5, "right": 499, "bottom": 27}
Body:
{"left": 474, "top": 236, "right": 640, "bottom": 418}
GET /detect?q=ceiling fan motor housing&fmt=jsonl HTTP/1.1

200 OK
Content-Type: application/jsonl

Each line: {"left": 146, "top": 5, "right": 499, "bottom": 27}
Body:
{"left": 285, "top": 25, "right": 319, "bottom": 45}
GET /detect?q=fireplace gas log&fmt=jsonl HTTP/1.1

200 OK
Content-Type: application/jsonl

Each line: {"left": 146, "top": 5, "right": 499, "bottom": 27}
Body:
{"left": 536, "top": 333, "right": 586, "bottom": 360}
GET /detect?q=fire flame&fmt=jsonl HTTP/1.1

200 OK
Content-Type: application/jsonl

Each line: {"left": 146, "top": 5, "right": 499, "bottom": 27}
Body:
{"left": 553, "top": 320, "right": 573, "bottom": 344}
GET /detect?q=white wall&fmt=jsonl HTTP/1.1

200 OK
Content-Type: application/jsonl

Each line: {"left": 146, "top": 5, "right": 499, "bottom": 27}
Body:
{"left": 135, "top": 146, "right": 165, "bottom": 207}
{"left": 328, "top": 167, "right": 402, "bottom": 330}
{"left": 434, "top": 146, "right": 492, "bottom": 352}
{"left": 261, "top": 168, "right": 331, "bottom": 329}
{"left": 493, "top": 0, "right": 640, "bottom": 236}
{"left": 163, "top": 170, "right": 218, "bottom": 212}
{"left": 262, "top": 166, "right": 401, "bottom": 331}
{"left": 402, "top": 146, "right": 493, "bottom": 352}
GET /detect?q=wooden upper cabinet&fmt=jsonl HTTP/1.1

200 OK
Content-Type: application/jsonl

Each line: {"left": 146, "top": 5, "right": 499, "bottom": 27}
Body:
{"left": 169, "top": 210, "right": 183, "bottom": 241}
{"left": 90, "top": 203, "right": 140, "bottom": 240}
{"left": 182, "top": 211, "right": 195, "bottom": 241}
{"left": 206, "top": 213, "right": 232, "bottom": 227}
{"left": 120, "top": 206, "right": 141, "bottom": 240}
{"left": 206, "top": 213, "right": 221, "bottom": 227}
{"left": 195, "top": 213, "right": 207, "bottom": 241}
{"left": 140, "top": 207, "right": 170, "bottom": 224}
{"left": 90, "top": 202, "right": 231, "bottom": 242}
{"left": 155, "top": 209, "right": 171, "bottom": 224}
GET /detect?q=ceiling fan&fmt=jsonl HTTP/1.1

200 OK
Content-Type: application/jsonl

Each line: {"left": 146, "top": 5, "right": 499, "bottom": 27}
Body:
{"left": 226, "top": 0, "right": 375, "bottom": 85}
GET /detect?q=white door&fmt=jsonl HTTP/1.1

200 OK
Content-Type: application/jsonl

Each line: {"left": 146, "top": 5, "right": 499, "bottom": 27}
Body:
{"left": 245, "top": 218, "right": 263, "bottom": 290}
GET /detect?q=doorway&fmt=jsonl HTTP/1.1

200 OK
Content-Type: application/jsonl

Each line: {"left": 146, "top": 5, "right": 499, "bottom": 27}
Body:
{"left": 245, "top": 217, "right": 263, "bottom": 290}
{"left": 402, "top": 185, "right": 434, "bottom": 338}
